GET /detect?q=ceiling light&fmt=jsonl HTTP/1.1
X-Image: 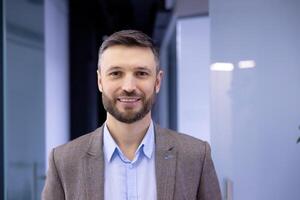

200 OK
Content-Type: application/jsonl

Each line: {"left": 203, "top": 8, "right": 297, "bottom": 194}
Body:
{"left": 210, "top": 62, "right": 234, "bottom": 71}
{"left": 238, "top": 60, "right": 256, "bottom": 69}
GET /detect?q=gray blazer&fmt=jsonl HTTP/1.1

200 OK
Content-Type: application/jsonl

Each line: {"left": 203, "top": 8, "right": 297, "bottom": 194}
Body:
{"left": 42, "top": 124, "right": 221, "bottom": 200}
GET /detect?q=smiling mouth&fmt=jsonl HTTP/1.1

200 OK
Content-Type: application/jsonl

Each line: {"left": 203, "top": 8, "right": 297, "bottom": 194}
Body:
{"left": 117, "top": 97, "right": 141, "bottom": 103}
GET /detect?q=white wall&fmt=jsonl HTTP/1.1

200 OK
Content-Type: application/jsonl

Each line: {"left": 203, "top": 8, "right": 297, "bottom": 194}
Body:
{"left": 210, "top": 0, "right": 300, "bottom": 199}
{"left": 158, "top": 0, "right": 208, "bottom": 129}
{"left": 176, "top": 16, "right": 211, "bottom": 142}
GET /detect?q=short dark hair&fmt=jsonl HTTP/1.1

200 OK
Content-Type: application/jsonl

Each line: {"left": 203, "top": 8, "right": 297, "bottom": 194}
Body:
{"left": 98, "top": 30, "right": 159, "bottom": 70}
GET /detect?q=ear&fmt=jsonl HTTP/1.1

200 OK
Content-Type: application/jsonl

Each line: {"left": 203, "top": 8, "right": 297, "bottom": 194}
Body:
{"left": 97, "top": 69, "right": 103, "bottom": 92}
{"left": 155, "top": 70, "right": 163, "bottom": 93}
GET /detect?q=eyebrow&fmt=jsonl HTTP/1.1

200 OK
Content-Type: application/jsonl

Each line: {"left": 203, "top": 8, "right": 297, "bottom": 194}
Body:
{"left": 135, "top": 67, "right": 152, "bottom": 73}
{"left": 105, "top": 66, "right": 122, "bottom": 73}
{"left": 105, "top": 66, "right": 153, "bottom": 73}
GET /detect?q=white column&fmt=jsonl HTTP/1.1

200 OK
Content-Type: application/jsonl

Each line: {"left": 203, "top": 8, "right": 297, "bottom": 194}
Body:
{"left": 45, "top": 0, "right": 69, "bottom": 168}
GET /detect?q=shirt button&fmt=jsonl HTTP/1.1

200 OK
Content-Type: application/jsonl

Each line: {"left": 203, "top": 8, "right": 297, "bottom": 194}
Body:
{"left": 129, "top": 164, "right": 133, "bottom": 169}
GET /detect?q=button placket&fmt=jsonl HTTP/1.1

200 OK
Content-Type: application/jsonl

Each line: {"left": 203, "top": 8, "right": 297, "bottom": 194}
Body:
{"left": 126, "top": 163, "right": 137, "bottom": 200}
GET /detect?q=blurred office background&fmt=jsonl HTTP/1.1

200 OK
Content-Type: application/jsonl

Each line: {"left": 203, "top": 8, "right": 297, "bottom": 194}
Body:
{"left": 1, "top": 0, "right": 300, "bottom": 199}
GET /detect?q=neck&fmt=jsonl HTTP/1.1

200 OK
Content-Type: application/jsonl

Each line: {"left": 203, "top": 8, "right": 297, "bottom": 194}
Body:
{"left": 105, "top": 113, "right": 152, "bottom": 160}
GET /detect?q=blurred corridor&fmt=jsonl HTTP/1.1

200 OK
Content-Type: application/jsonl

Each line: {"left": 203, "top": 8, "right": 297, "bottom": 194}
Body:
{"left": 1, "top": 0, "right": 300, "bottom": 199}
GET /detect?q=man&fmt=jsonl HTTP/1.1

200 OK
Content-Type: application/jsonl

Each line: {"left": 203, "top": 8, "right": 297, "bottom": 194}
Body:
{"left": 42, "top": 30, "right": 221, "bottom": 200}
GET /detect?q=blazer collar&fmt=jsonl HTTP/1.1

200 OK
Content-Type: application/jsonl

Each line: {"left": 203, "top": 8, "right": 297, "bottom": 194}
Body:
{"left": 82, "top": 124, "right": 177, "bottom": 200}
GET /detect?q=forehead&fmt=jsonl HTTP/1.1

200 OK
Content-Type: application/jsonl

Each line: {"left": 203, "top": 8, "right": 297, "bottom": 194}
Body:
{"left": 100, "top": 45, "right": 156, "bottom": 71}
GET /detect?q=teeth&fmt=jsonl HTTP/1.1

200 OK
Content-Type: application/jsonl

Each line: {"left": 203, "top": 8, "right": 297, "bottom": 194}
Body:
{"left": 119, "top": 98, "right": 139, "bottom": 102}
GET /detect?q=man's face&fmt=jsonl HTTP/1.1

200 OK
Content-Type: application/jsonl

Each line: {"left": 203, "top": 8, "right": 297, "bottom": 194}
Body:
{"left": 97, "top": 45, "right": 163, "bottom": 124}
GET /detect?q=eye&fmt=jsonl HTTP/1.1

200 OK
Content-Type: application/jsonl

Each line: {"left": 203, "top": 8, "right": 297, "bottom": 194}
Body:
{"left": 109, "top": 71, "right": 122, "bottom": 78}
{"left": 136, "top": 71, "right": 149, "bottom": 78}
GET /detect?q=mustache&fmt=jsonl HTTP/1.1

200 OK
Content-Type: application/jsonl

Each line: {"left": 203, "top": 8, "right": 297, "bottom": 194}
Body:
{"left": 118, "top": 90, "right": 143, "bottom": 97}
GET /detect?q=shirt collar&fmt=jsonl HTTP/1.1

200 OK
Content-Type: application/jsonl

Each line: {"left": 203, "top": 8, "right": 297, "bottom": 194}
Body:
{"left": 103, "top": 120, "right": 155, "bottom": 162}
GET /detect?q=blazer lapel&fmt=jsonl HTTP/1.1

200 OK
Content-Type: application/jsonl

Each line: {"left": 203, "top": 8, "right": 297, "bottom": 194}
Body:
{"left": 82, "top": 126, "right": 105, "bottom": 200}
{"left": 155, "top": 125, "right": 177, "bottom": 200}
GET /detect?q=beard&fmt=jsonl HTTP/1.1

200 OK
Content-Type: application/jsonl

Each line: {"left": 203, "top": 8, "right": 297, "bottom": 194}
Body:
{"left": 102, "top": 89, "right": 156, "bottom": 124}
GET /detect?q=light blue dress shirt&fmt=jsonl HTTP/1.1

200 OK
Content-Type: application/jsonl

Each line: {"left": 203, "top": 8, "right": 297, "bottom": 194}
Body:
{"left": 103, "top": 121, "right": 157, "bottom": 200}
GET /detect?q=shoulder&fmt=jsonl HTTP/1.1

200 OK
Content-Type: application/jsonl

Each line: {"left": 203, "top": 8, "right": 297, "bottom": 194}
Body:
{"left": 52, "top": 127, "right": 102, "bottom": 161}
{"left": 155, "top": 125, "right": 209, "bottom": 156}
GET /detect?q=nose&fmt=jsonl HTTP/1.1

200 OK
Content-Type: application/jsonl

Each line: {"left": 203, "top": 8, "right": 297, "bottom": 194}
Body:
{"left": 121, "top": 75, "right": 137, "bottom": 93}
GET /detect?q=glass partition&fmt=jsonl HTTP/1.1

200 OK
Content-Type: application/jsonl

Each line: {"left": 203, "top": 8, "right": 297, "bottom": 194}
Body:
{"left": 4, "top": 0, "right": 45, "bottom": 199}
{"left": 1, "top": 0, "right": 4, "bottom": 199}
{"left": 210, "top": 0, "right": 300, "bottom": 199}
